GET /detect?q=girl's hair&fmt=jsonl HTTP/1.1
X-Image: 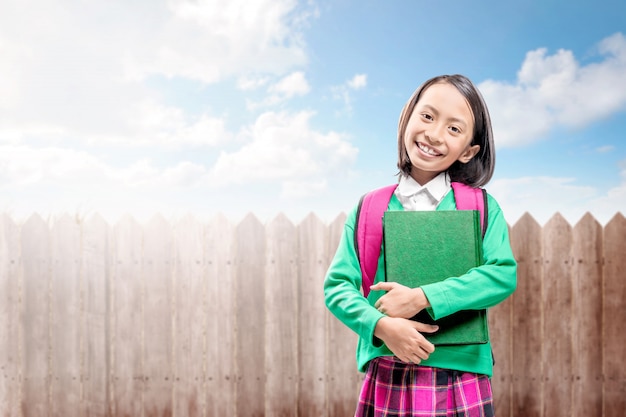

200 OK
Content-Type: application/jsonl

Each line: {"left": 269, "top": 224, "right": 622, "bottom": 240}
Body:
{"left": 396, "top": 74, "right": 495, "bottom": 187}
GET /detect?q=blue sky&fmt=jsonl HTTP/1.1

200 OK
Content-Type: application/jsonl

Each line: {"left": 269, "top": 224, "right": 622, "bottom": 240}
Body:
{"left": 1, "top": 0, "right": 625, "bottom": 225}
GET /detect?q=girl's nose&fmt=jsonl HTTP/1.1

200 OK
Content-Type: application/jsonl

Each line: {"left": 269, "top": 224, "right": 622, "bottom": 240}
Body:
{"left": 425, "top": 127, "right": 443, "bottom": 144}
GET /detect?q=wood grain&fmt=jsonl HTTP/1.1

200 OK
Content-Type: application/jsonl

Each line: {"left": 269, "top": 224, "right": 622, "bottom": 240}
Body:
{"left": 0, "top": 212, "right": 624, "bottom": 417}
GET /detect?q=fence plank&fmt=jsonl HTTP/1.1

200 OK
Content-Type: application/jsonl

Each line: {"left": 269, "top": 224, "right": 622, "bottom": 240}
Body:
{"left": 21, "top": 215, "right": 51, "bottom": 417}
{"left": 298, "top": 214, "right": 328, "bottom": 416}
{"left": 489, "top": 225, "right": 513, "bottom": 417}
{"left": 50, "top": 215, "right": 82, "bottom": 417}
{"left": 172, "top": 216, "right": 207, "bottom": 417}
{"left": 0, "top": 215, "right": 21, "bottom": 417}
{"left": 325, "top": 213, "right": 362, "bottom": 417}
{"left": 142, "top": 216, "right": 174, "bottom": 416}
{"left": 110, "top": 216, "right": 144, "bottom": 416}
{"left": 206, "top": 214, "right": 236, "bottom": 417}
{"left": 510, "top": 213, "right": 543, "bottom": 417}
{"left": 490, "top": 298, "right": 513, "bottom": 417}
{"left": 265, "top": 214, "right": 298, "bottom": 417}
{"left": 542, "top": 214, "right": 573, "bottom": 417}
{"left": 82, "top": 215, "right": 110, "bottom": 416}
{"left": 603, "top": 213, "right": 626, "bottom": 417}
{"left": 572, "top": 213, "right": 603, "bottom": 417}
{"left": 234, "top": 214, "right": 266, "bottom": 417}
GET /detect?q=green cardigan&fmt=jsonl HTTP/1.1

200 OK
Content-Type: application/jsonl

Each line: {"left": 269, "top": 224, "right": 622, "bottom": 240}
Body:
{"left": 323, "top": 189, "right": 517, "bottom": 376}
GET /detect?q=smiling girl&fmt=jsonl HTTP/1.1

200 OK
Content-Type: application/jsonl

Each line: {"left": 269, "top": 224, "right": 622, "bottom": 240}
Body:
{"left": 324, "top": 74, "right": 517, "bottom": 417}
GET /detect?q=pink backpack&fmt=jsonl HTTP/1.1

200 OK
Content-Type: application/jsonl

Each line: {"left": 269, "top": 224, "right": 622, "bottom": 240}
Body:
{"left": 355, "top": 182, "right": 488, "bottom": 297}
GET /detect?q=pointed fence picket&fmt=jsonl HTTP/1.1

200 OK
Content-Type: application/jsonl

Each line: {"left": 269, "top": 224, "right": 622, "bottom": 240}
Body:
{"left": 0, "top": 211, "right": 624, "bottom": 417}
{"left": 325, "top": 213, "right": 362, "bottom": 417}
{"left": 206, "top": 214, "right": 236, "bottom": 417}
{"left": 572, "top": 213, "right": 603, "bottom": 416}
{"left": 265, "top": 214, "right": 298, "bottom": 417}
{"left": 82, "top": 214, "right": 109, "bottom": 416}
{"left": 603, "top": 214, "right": 626, "bottom": 417}
{"left": 21, "top": 214, "right": 51, "bottom": 417}
{"left": 0, "top": 214, "right": 20, "bottom": 417}
{"left": 509, "top": 213, "right": 543, "bottom": 417}
{"left": 235, "top": 214, "right": 266, "bottom": 417}
{"left": 171, "top": 215, "right": 207, "bottom": 417}
{"left": 110, "top": 215, "right": 144, "bottom": 416}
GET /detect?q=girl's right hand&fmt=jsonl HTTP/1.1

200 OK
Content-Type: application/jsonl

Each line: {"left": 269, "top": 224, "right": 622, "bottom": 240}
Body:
{"left": 374, "top": 316, "right": 438, "bottom": 364}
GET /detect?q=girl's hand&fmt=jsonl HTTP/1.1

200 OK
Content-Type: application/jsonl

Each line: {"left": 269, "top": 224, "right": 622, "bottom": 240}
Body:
{"left": 371, "top": 282, "right": 430, "bottom": 319}
{"left": 374, "top": 316, "right": 437, "bottom": 364}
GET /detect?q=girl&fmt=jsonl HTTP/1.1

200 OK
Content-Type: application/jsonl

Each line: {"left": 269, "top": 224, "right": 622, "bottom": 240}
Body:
{"left": 324, "top": 74, "right": 517, "bottom": 417}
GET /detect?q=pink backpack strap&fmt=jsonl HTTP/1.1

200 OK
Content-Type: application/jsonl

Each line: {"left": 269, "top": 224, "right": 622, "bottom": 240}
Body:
{"left": 450, "top": 182, "right": 488, "bottom": 237}
{"left": 355, "top": 184, "right": 398, "bottom": 297}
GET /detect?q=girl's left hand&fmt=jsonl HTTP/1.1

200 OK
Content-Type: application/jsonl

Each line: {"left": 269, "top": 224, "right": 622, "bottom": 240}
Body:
{"left": 371, "top": 282, "right": 430, "bottom": 319}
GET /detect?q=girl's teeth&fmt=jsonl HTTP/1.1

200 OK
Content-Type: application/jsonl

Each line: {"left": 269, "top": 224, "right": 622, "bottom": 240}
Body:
{"left": 418, "top": 143, "right": 439, "bottom": 156}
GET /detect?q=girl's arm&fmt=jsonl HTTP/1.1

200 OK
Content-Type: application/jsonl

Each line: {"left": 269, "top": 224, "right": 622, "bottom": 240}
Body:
{"left": 324, "top": 207, "right": 388, "bottom": 343}
{"left": 324, "top": 207, "right": 437, "bottom": 360}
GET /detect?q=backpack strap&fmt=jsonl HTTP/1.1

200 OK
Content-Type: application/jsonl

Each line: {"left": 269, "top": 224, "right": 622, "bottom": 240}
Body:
{"left": 355, "top": 184, "right": 398, "bottom": 297}
{"left": 450, "top": 182, "right": 488, "bottom": 237}
{"left": 355, "top": 182, "right": 488, "bottom": 297}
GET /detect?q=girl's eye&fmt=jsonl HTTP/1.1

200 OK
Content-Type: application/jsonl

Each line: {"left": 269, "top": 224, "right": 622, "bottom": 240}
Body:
{"left": 449, "top": 126, "right": 461, "bottom": 134}
{"left": 421, "top": 113, "right": 433, "bottom": 121}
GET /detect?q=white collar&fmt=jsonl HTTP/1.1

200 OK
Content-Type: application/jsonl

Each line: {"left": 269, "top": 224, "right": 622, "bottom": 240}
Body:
{"left": 396, "top": 172, "right": 451, "bottom": 203}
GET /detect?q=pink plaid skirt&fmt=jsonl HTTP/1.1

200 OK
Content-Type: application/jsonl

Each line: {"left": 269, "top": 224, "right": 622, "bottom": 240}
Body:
{"left": 355, "top": 356, "right": 494, "bottom": 417}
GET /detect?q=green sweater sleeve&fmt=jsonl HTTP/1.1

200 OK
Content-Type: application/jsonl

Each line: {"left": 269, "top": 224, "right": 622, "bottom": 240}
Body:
{"left": 421, "top": 193, "right": 518, "bottom": 319}
{"left": 324, "top": 205, "right": 385, "bottom": 345}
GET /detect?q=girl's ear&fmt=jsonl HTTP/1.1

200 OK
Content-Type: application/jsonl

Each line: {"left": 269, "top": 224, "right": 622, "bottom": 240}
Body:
{"left": 458, "top": 144, "right": 481, "bottom": 164}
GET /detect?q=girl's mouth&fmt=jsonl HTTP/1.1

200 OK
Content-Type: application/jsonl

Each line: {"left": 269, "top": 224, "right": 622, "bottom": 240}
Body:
{"left": 417, "top": 142, "right": 442, "bottom": 157}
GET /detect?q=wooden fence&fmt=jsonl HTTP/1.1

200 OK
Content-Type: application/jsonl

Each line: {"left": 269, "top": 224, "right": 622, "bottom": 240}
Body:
{"left": 0, "top": 211, "right": 624, "bottom": 417}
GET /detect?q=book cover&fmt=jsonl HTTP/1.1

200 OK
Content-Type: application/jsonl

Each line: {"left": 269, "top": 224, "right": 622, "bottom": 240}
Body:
{"left": 383, "top": 210, "right": 488, "bottom": 345}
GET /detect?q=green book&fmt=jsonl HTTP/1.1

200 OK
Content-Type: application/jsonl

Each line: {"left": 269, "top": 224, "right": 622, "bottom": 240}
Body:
{"left": 383, "top": 210, "right": 489, "bottom": 345}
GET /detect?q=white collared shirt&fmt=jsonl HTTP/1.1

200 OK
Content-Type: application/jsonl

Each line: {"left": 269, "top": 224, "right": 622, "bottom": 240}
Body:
{"left": 394, "top": 172, "right": 451, "bottom": 211}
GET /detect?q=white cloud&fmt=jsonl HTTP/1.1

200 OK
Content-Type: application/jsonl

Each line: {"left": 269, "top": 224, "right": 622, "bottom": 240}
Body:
{"left": 237, "top": 75, "right": 271, "bottom": 91}
{"left": 160, "top": 161, "right": 209, "bottom": 187}
{"left": 0, "top": 144, "right": 216, "bottom": 222}
{"left": 0, "top": 143, "right": 211, "bottom": 191}
{"left": 596, "top": 145, "right": 615, "bottom": 153}
{"left": 332, "top": 73, "right": 368, "bottom": 114}
{"left": 0, "top": 0, "right": 315, "bottom": 148}
{"left": 479, "top": 32, "right": 626, "bottom": 147}
{"left": 489, "top": 176, "right": 597, "bottom": 225}
{"left": 0, "top": 146, "right": 111, "bottom": 187}
{"left": 281, "top": 179, "right": 328, "bottom": 198}
{"left": 490, "top": 173, "right": 625, "bottom": 226}
{"left": 140, "top": 0, "right": 314, "bottom": 83}
{"left": 247, "top": 71, "right": 312, "bottom": 109}
{"left": 0, "top": 37, "right": 24, "bottom": 111}
{"left": 590, "top": 159, "right": 626, "bottom": 224}
{"left": 0, "top": 107, "right": 360, "bottom": 221}
{"left": 268, "top": 71, "right": 311, "bottom": 98}
{"left": 121, "top": 100, "right": 234, "bottom": 148}
{"left": 0, "top": 124, "right": 69, "bottom": 145}
{"left": 347, "top": 74, "right": 367, "bottom": 90}
{"left": 208, "top": 111, "right": 358, "bottom": 191}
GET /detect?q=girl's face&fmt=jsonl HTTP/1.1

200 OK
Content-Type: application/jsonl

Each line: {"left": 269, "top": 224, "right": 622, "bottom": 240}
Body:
{"left": 403, "top": 82, "right": 480, "bottom": 185}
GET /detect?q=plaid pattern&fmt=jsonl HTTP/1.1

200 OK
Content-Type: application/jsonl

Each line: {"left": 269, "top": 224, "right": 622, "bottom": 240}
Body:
{"left": 355, "top": 356, "right": 494, "bottom": 417}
